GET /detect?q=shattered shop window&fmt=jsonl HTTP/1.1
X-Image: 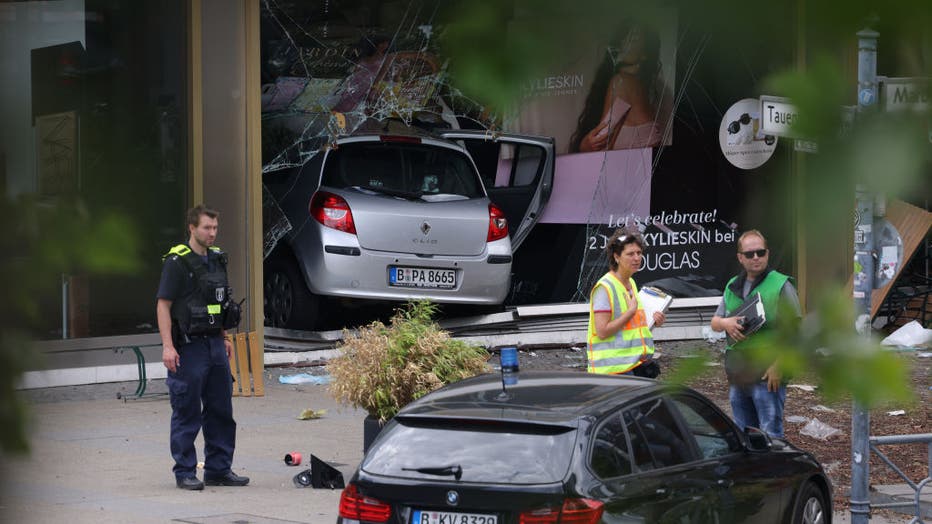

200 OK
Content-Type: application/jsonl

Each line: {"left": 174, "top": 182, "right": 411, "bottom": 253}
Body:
{"left": 259, "top": 0, "right": 493, "bottom": 257}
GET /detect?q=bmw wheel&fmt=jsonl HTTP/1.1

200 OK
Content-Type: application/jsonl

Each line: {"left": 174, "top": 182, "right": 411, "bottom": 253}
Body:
{"left": 793, "top": 481, "right": 827, "bottom": 524}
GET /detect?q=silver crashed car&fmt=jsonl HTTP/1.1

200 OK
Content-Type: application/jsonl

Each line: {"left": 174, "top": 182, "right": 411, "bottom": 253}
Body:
{"left": 263, "top": 127, "right": 554, "bottom": 329}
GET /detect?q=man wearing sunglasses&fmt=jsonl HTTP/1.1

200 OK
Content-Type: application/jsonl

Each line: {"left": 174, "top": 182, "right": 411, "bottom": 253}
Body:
{"left": 710, "top": 229, "right": 801, "bottom": 439}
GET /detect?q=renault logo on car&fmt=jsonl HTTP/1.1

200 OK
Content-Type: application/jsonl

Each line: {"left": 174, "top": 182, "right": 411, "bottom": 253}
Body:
{"left": 421, "top": 221, "right": 431, "bottom": 235}
{"left": 445, "top": 490, "right": 459, "bottom": 506}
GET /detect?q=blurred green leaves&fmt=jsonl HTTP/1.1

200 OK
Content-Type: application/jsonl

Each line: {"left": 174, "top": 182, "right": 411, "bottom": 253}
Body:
{"left": 0, "top": 195, "right": 140, "bottom": 452}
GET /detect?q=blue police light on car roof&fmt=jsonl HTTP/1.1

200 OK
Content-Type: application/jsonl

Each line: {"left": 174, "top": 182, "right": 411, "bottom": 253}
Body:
{"left": 497, "top": 346, "right": 519, "bottom": 400}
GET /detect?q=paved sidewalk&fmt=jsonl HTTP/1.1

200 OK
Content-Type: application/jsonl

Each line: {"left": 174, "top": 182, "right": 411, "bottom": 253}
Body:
{"left": 0, "top": 368, "right": 923, "bottom": 523}
{"left": 1, "top": 373, "right": 363, "bottom": 523}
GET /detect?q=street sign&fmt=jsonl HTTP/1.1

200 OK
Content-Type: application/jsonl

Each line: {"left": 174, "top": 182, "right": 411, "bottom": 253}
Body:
{"left": 880, "top": 77, "right": 929, "bottom": 112}
{"left": 760, "top": 96, "right": 801, "bottom": 138}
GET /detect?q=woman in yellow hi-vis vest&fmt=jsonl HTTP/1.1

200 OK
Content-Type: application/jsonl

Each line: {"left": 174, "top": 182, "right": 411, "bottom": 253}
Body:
{"left": 587, "top": 230, "right": 666, "bottom": 376}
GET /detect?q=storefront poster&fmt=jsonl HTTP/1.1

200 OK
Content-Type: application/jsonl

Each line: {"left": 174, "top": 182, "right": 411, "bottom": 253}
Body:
{"left": 508, "top": 12, "right": 676, "bottom": 227}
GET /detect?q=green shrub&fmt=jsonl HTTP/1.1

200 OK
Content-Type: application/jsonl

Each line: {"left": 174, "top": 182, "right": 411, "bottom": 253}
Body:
{"left": 328, "top": 300, "right": 490, "bottom": 421}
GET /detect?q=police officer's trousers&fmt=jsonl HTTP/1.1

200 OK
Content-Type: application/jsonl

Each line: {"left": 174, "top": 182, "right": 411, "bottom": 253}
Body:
{"left": 166, "top": 336, "right": 236, "bottom": 480}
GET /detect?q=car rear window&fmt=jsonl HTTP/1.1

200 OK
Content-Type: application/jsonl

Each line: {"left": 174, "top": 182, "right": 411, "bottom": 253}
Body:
{"left": 321, "top": 141, "right": 484, "bottom": 199}
{"left": 361, "top": 418, "right": 577, "bottom": 484}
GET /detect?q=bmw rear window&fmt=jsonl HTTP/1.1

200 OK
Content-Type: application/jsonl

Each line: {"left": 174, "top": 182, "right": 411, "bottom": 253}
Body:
{"left": 361, "top": 418, "right": 577, "bottom": 484}
{"left": 321, "top": 142, "right": 484, "bottom": 199}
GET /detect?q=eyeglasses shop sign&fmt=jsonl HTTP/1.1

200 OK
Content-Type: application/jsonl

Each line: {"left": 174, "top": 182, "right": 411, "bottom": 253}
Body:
{"left": 760, "top": 96, "right": 801, "bottom": 138}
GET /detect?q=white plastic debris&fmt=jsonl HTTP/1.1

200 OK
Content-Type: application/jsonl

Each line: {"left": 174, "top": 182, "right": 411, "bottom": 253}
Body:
{"left": 702, "top": 326, "right": 726, "bottom": 342}
{"left": 786, "top": 415, "right": 810, "bottom": 423}
{"left": 278, "top": 373, "right": 331, "bottom": 385}
{"left": 812, "top": 405, "right": 836, "bottom": 413}
{"left": 886, "top": 410, "right": 906, "bottom": 416}
{"left": 881, "top": 320, "right": 932, "bottom": 348}
{"left": 788, "top": 384, "right": 817, "bottom": 392}
{"left": 800, "top": 418, "right": 842, "bottom": 441}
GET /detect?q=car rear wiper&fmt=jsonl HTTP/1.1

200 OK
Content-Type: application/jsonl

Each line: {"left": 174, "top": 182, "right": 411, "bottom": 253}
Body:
{"left": 401, "top": 464, "right": 463, "bottom": 480}
{"left": 355, "top": 185, "right": 424, "bottom": 201}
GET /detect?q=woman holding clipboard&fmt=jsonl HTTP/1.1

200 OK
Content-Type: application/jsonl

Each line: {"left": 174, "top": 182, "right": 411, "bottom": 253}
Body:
{"left": 586, "top": 229, "right": 667, "bottom": 377}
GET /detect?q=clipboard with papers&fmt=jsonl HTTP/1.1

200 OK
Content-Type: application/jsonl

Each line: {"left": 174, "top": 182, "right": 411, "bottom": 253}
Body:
{"left": 731, "top": 292, "right": 767, "bottom": 335}
{"left": 638, "top": 286, "right": 673, "bottom": 329}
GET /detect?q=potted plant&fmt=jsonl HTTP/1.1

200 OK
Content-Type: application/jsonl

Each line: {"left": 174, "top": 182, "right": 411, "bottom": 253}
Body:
{"left": 327, "top": 300, "right": 490, "bottom": 451}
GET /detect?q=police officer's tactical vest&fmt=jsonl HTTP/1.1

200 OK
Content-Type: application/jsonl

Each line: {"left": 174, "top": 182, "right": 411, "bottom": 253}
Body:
{"left": 163, "top": 244, "right": 238, "bottom": 338}
{"left": 587, "top": 273, "right": 655, "bottom": 375}
{"left": 722, "top": 269, "right": 790, "bottom": 384}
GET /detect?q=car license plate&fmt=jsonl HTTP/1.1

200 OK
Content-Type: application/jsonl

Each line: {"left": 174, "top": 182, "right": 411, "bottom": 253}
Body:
{"left": 389, "top": 266, "right": 456, "bottom": 289}
{"left": 410, "top": 509, "right": 497, "bottom": 524}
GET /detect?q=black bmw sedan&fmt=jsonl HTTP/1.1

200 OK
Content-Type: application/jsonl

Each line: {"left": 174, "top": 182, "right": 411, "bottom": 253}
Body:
{"left": 337, "top": 371, "right": 831, "bottom": 524}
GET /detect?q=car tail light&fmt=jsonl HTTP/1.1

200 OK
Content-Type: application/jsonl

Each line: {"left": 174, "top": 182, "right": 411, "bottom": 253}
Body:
{"left": 338, "top": 483, "right": 391, "bottom": 523}
{"left": 519, "top": 498, "right": 604, "bottom": 524}
{"left": 487, "top": 203, "right": 508, "bottom": 242}
{"left": 310, "top": 191, "right": 356, "bottom": 234}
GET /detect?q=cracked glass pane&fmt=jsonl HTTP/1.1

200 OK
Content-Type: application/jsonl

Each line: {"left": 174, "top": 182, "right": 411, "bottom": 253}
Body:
{"left": 260, "top": 1, "right": 756, "bottom": 307}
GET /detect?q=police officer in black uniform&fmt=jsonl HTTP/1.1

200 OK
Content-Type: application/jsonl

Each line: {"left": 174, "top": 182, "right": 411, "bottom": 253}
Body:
{"left": 157, "top": 204, "right": 248, "bottom": 490}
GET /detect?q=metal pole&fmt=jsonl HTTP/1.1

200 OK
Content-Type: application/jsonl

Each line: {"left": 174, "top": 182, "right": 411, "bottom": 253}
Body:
{"left": 850, "top": 27, "right": 879, "bottom": 524}
{"left": 61, "top": 273, "right": 69, "bottom": 339}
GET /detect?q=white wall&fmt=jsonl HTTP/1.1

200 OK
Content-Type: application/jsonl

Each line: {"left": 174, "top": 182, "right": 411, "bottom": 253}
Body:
{"left": 0, "top": 0, "right": 85, "bottom": 197}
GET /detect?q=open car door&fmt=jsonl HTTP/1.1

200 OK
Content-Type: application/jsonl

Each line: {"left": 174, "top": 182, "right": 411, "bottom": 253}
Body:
{"left": 440, "top": 130, "right": 554, "bottom": 251}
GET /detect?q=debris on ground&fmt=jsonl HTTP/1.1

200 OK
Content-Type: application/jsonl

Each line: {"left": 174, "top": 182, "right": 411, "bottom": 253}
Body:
{"left": 800, "top": 418, "right": 843, "bottom": 441}
{"left": 297, "top": 408, "right": 326, "bottom": 420}
{"left": 279, "top": 373, "right": 330, "bottom": 385}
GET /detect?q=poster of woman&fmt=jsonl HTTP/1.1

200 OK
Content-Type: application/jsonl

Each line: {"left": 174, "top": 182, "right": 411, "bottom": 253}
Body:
{"left": 509, "top": 11, "right": 676, "bottom": 225}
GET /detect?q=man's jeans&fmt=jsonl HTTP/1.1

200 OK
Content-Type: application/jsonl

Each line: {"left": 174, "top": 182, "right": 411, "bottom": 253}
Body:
{"left": 729, "top": 382, "right": 787, "bottom": 438}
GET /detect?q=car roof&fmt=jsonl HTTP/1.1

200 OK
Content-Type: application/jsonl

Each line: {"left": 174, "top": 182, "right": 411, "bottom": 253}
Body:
{"left": 396, "top": 371, "right": 659, "bottom": 426}
{"left": 337, "top": 118, "right": 447, "bottom": 141}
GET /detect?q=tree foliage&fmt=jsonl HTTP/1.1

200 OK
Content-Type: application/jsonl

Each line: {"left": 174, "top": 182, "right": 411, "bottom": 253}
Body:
{"left": 0, "top": 196, "right": 140, "bottom": 452}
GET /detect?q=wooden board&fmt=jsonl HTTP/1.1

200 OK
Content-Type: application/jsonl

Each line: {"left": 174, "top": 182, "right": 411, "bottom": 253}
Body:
{"left": 870, "top": 200, "right": 932, "bottom": 319}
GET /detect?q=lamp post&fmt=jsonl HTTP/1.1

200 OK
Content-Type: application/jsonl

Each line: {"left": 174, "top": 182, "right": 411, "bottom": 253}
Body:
{"left": 849, "top": 27, "right": 879, "bottom": 524}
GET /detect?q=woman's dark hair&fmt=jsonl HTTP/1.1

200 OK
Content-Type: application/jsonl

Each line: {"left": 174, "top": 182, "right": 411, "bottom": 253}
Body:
{"left": 606, "top": 228, "right": 646, "bottom": 270}
{"left": 569, "top": 22, "right": 663, "bottom": 153}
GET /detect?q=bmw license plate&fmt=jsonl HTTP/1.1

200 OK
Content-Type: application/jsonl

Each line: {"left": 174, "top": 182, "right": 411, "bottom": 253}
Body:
{"left": 410, "top": 510, "right": 497, "bottom": 524}
{"left": 389, "top": 266, "right": 456, "bottom": 289}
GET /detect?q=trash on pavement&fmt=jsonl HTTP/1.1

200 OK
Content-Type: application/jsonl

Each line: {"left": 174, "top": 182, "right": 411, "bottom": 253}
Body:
{"left": 292, "top": 455, "right": 345, "bottom": 489}
{"left": 279, "top": 373, "right": 330, "bottom": 385}
{"left": 881, "top": 320, "right": 932, "bottom": 348}
{"left": 284, "top": 452, "right": 302, "bottom": 466}
{"left": 293, "top": 469, "right": 313, "bottom": 487}
{"left": 297, "top": 408, "right": 327, "bottom": 420}
{"left": 702, "top": 326, "right": 726, "bottom": 342}
{"left": 800, "top": 418, "right": 842, "bottom": 441}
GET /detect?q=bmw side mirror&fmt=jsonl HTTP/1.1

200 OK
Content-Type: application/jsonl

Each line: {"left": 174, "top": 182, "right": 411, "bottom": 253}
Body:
{"left": 744, "top": 426, "right": 772, "bottom": 452}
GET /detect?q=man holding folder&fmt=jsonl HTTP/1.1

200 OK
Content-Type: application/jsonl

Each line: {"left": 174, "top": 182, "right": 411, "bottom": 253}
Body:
{"left": 711, "top": 229, "right": 801, "bottom": 438}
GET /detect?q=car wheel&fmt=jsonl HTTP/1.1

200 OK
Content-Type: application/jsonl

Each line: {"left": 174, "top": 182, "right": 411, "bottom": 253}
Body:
{"left": 264, "top": 253, "right": 318, "bottom": 330}
{"left": 792, "top": 481, "right": 827, "bottom": 524}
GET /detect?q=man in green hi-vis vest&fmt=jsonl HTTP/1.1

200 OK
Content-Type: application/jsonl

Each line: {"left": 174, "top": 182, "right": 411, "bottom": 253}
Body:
{"left": 710, "top": 230, "right": 801, "bottom": 439}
